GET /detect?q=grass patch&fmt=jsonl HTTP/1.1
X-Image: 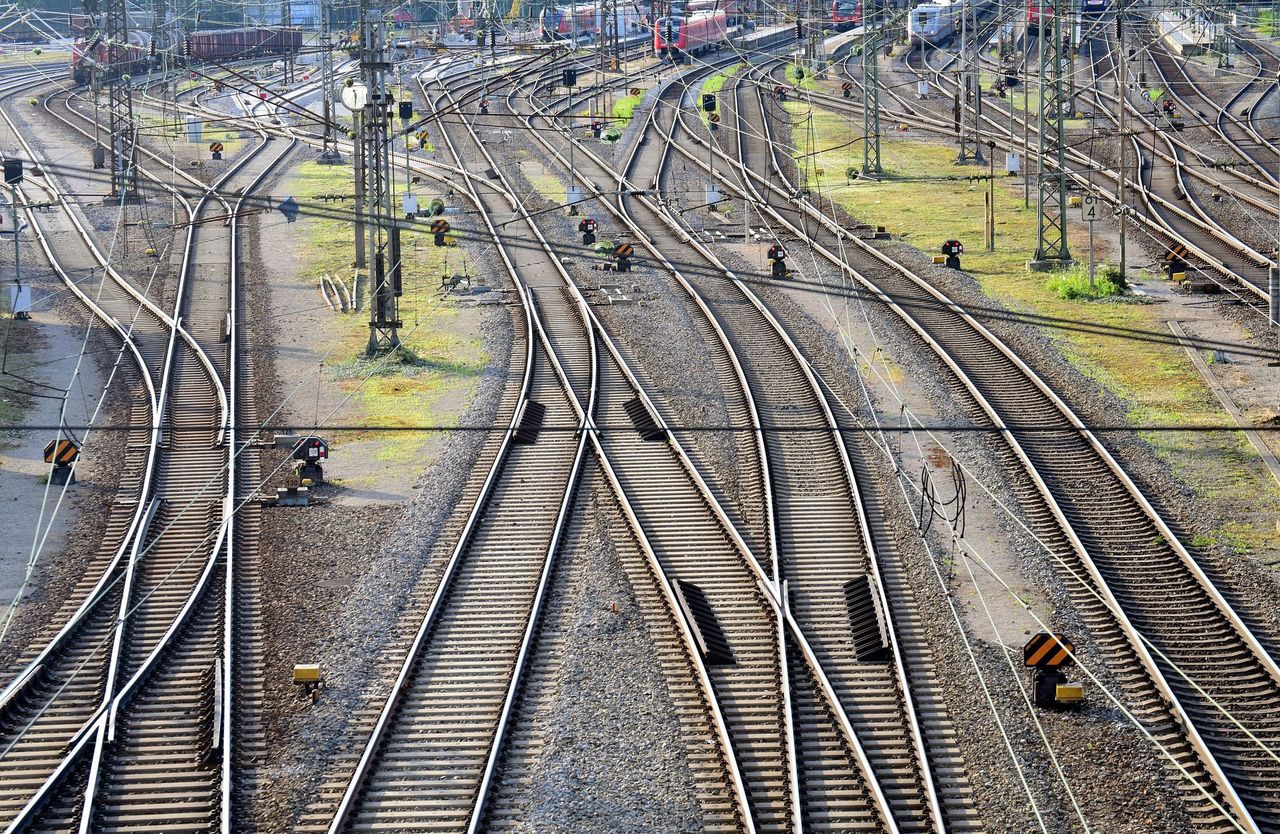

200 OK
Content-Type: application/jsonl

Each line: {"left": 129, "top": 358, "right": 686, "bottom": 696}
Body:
{"left": 612, "top": 92, "right": 644, "bottom": 125}
{"left": 700, "top": 62, "right": 743, "bottom": 124}
{"left": 1045, "top": 265, "right": 1124, "bottom": 300}
{"left": 789, "top": 103, "right": 1280, "bottom": 557}
{"left": 289, "top": 160, "right": 488, "bottom": 462}
{"left": 785, "top": 62, "right": 818, "bottom": 91}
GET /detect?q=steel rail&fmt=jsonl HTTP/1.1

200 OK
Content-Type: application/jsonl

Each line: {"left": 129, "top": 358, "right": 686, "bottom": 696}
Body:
{"left": 681, "top": 58, "right": 1279, "bottom": 830}
{"left": 427, "top": 58, "right": 803, "bottom": 834}
{"left": 520, "top": 55, "right": 946, "bottom": 833}
{"left": 426, "top": 62, "right": 764, "bottom": 834}
{"left": 221, "top": 90, "right": 301, "bottom": 834}
{"left": 0, "top": 71, "right": 159, "bottom": 725}
{"left": 483, "top": 55, "right": 900, "bottom": 834}
{"left": 0, "top": 69, "right": 284, "bottom": 832}
{"left": 0, "top": 72, "right": 210, "bottom": 833}
{"left": 427, "top": 70, "right": 604, "bottom": 834}
{"left": 849, "top": 28, "right": 1276, "bottom": 304}
{"left": 56, "top": 78, "right": 263, "bottom": 833}
{"left": 324, "top": 56, "right": 570, "bottom": 830}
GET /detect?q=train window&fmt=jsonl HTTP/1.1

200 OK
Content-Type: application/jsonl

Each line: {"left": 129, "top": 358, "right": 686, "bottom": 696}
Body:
{"left": 917, "top": 11, "right": 928, "bottom": 24}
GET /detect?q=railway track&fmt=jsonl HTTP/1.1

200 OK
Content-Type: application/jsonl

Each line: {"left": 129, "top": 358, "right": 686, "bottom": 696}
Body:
{"left": 658, "top": 48, "right": 1280, "bottom": 830}
{"left": 514, "top": 55, "right": 982, "bottom": 833}
{"left": 844, "top": 13, "right": 1277, "bottom": 307}
{"left": 316, "top": 60, "right": 763, "bottom": 834}
{"left": 0, "top": 69, "right": 292, "bottom": 831}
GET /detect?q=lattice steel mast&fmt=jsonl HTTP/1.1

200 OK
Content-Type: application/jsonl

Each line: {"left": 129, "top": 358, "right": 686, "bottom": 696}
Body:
{"left": 956, "top": 0, "right": 983, "bottom": 163}
{"left": 1032, "top": 0, "right": 1071, "bottom": 268}
{"left": 105, "top": 0, "right": 139, "bottom": 199}
{"left": 861, "top": 0, "right": 881, "bottom": 175}
{"left": 282, "top": 0, "right": 295, "bottom": 82}
{"left": 319, "top": 0, "right": 340, "bottom": 162}
{"left": 360, "top": 3, "right": 402, "bottom": 355}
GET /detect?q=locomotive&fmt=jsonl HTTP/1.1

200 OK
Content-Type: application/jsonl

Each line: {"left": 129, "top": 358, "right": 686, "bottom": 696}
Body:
{"left": 906, "top": 0, "right": 993, "bottom": 45}
{"left": 907, "top": 0, "right": 963, "bottom": 45}
{"left": 654, "top": 10, "right": 727, "bottom": 61}
{"left": 832, "top": 0, "right": 862, "bottom": 29}
{"left": 1025, "top": 0, "right": 1053, "bottom": 32}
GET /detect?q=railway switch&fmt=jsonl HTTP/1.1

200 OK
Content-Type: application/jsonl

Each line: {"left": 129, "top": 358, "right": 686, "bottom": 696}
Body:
{"left": 941, "top": 239, "right": 963, "bottom": 270}
{"left": 1023, "top": 632, "right": 1084, "bottom": 710}
{"left": 579, "top": 217, "right": 597, "bottom": 245}
{"left": 767, "top": 243, "right": 788, "bottom": 278}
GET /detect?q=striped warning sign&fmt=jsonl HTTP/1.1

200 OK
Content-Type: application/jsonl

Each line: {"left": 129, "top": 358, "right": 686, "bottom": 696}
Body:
{"left": 1164, "top": 243, "right": 1189, "bottom": 262}
{"left": 431, "top": 218, "right": 450, "bottom": 235}
{"left": 43, "top": 438, "right": 79, "bottom": 465}
{"left": 708, "top": 112, "right": 721, "bottom": 123}
{"left": 1023, "top": 632, "right": 1074, "bottom": 668}
{"left": 209, "top": 141, "right": 224, "bottom": 154}
{"left": 842, "top": 81, "right": 853, "bottom": 91}
{"left": 614, "top": 242, "right": 634, "bottom": 259}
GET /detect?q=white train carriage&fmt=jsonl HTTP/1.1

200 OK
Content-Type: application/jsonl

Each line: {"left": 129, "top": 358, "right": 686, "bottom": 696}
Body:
{"left": 908, "top": 0, "right": 963, "bottom": 45}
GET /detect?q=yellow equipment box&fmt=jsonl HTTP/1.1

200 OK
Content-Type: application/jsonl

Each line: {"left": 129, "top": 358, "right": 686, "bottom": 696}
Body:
{"left": 1055, "top": 683, "right": 1085, "bottom": 705}
{"left": 293, "top": 664, "right": 323, "bottom": 684}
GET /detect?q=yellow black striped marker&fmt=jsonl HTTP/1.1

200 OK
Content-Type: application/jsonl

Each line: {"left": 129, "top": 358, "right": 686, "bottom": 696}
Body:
{"left": 1023, "top": 632, "right": 1074, "bottom": 668}
{"left": 43, "top": 438, "right": 79, "bottom": 465}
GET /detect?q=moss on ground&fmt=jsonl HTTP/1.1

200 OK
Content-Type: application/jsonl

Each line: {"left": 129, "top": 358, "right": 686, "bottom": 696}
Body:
{"left": 698, "top": 62, "right": 742, "bottom": 124}
{"left": 289, "top": 160, "right": 488, "bottom": 464}
{"left": 788, "top": 104, "right": 1280, "bottom": 558}
{"left": 612, "top": 92, "right": 644, "bottom": 125}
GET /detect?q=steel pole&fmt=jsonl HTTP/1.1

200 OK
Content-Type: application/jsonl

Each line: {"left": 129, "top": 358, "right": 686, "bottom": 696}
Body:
{"left": 1117, "top": 0, "right": 1126, "bottom": 284}
{"left": 11, "top": 193, "right": 20, "bottom": 316}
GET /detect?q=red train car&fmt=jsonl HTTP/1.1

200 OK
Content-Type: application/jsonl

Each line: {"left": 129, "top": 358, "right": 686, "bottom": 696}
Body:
{"left": 71, "top": 37, "right": 150, "bottom": 84}
{"left": 832, "top": 0, "right": 861, "bottom": 28}
{"left": 1026, "top": 0, "right": 1053, "bottom": 33}
{"left": 654, "top": 10, "right": 727, "bottom": 61}
{"left": 682, "top": 0, "right": 741, "bottom": 26}
{"left": 186, "top": 27, "right": 302, "bottom": 61}
{"left": 539, "top": 5, "right": 598, "bottom": 40}
{"left": 71, "top": 26, "right": 300, "bottom": 84}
